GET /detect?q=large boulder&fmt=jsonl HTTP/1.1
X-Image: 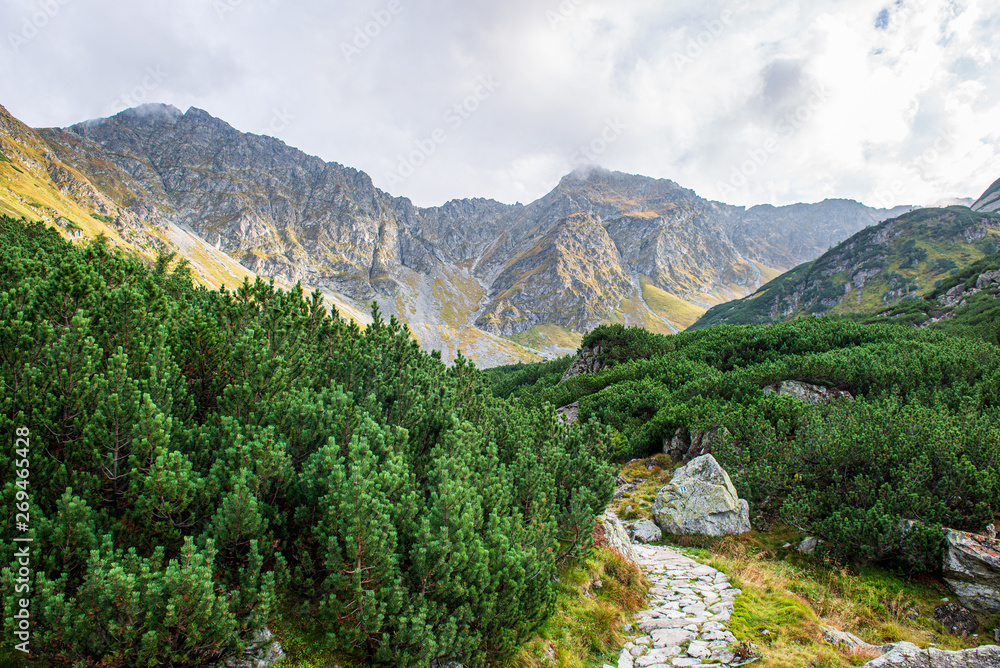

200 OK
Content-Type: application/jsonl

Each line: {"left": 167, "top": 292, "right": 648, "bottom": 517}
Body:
{"left": 862, "top": 641, "right": 1000, "bottom": 667}
{"left": 943, "top": 528, "right": 1000, "bottom": 611}
{"left": 652, "top": 454, "right": 751, "bottom": 536}
{"left": 762, "top": 380, "right": 853, "bottom": 405}
{"left": 597, "top": 509, "right": 639, "bottom": 563}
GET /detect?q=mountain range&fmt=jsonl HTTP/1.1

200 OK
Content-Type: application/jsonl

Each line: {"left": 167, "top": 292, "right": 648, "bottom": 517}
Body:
{"left": 0, "top": 102, "right": 913, "bottom": 364}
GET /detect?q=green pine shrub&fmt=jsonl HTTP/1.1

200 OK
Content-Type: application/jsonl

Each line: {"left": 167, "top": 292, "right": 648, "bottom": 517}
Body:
{"left": 494, "top": 316, "right": 1000, "bottom": 572}
{"left": 0, "top": 216, "right": 614, "bottom": 667}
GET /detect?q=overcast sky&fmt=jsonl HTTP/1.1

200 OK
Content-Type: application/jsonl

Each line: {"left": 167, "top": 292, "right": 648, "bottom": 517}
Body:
{"left": 2, "top": 0, "right": 999, "bottom": 209}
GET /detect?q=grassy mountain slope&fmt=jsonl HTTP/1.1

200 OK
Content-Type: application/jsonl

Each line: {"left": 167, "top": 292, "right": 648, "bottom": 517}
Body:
{"left": 855, "top": 250, "right": 1000, "bottom": 345}
{"left": 692, "top": 207, "right": 1000, "bottom": 330}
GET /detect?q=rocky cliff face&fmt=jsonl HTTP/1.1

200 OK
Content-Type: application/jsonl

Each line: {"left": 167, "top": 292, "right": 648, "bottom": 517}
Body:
{"left": 1, "top": 102, "right": 913, "bottom": 363}
{"left": 973, "top": 176, "right": 1000, "bottom": 213}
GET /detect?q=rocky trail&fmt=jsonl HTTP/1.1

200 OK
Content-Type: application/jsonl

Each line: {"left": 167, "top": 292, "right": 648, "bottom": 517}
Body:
{"left": 611, "top": 544, "right": 749, "bottom": 668}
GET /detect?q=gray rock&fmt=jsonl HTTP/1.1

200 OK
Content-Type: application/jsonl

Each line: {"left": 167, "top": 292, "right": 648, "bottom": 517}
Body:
{"left": 822, "top": 625, "right": 880, "bottom": 653}
{"left": 762, "top": 380, "right": 853, "bottom": 404}
{"left": 652, "top": 455, "right": 751, "bottom": 536}
{"left": 632, "top": 519, "right": 663, "bottom": 544}
{"left": 2, "top": 97, "right": 911, "bottom": 365}
{"left": 943, "top": 528, "right": 1000, "bottom": 611}
{"left": 598, "top": 510, "right": 640, "bottom": 563}
{"left": 561, "top": 346, "right": 608, "bottom": 382}
{"left": 797, "top": 537, "right": 820, "bottom": 554}
{"left": 862, "top": 641, "right": 1000, "bottom": 667}
{"left": 650, "top": 628, "right": 695, "bottom": 646}
{"left": 225, "top": 627, "right": 285, "bottom": 668}
{"left": 976, "top": 269, "right": 1000, "bottom": 290}
{"left": 556, "top": 401, "right": 580, "bottom": 424}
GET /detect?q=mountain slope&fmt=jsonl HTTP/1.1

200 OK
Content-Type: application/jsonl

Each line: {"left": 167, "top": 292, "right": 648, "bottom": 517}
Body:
{"left": 692, "top": 206, "right": 1000, "bottom": 329}
{"left": 972, "top": 176, "right": 1000, "bottom": 213}
{"left": 2, "top": 101, "right": 913, "bottom": 363}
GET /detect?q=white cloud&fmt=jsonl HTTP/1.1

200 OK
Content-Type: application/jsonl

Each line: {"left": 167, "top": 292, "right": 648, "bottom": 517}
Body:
{"left": 1, "top": 0, "right": 998, "bottom": 208}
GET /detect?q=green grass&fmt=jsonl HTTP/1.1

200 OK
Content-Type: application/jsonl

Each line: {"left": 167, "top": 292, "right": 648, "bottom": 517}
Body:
{"left": 669, "top": 530, "right": 1000, "bottom": 668}
{"left": 606, "top": 455, "right": 1000, "bottom": 668}
{"left": 270, "top": 604, "right": 360, "bottom": 668}
{"left": 509, "top": 324, "right": 584, "bottom": 352}
{"left": 510, "top": 547, "right": 649, "bottom": 668}
{"left": 640, "top": 276, "right": 706, "bottom": 330}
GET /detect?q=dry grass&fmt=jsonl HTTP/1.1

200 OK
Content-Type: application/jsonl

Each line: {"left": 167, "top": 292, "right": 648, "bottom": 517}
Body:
{"left": 508, "top": 545, "right": 651, "bottom": 668}
{"left": 674, "top": 532, "right": 1000, "bottom": 667}
{"left": 601, "top": 456, "right": 1000, "bottom": 668}
{"left": 639, "top": 277, "right": 707, "bottom": 330}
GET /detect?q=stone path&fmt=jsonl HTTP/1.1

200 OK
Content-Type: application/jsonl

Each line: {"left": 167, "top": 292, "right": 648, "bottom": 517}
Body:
{"left": 611, "top": 544, "right": 745, "bottom": 668}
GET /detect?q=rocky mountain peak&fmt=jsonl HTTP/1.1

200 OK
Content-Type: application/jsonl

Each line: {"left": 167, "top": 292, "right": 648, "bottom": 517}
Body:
{"left": 558, "top": 166, "right": 691, "bottom": 200}
{"left": 121, "top": 102, "right": 184, "bottom": 121}
{"left": 0, "top": 101, "right": 924, "bottom": 363}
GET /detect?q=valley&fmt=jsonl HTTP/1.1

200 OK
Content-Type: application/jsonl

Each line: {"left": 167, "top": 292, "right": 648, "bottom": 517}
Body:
{"left": 1, "top": 102, "right": 909, "bottom": 365}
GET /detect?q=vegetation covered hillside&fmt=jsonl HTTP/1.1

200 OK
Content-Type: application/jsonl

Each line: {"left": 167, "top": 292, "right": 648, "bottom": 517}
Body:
{"left": 866, "top": 250, "right": 1000, "bottom": 345}
{"left": 0, "top": 215, "right": 615, "bottom": 667}
{"left": 693, "top": 206, "right": 1000, "bottom": 330}
{"left": 486, "top": 318, "right": 1000, "bottom": 571}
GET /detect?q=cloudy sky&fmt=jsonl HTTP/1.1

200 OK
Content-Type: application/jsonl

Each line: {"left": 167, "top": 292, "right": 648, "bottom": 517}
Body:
{"left": 2, "top": 0, "right": 999, "bottom": 209}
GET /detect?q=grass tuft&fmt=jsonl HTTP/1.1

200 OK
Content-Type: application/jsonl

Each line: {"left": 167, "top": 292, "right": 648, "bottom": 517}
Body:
{"left": 509, "top": 546, "right": 650, "bottom": 668}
